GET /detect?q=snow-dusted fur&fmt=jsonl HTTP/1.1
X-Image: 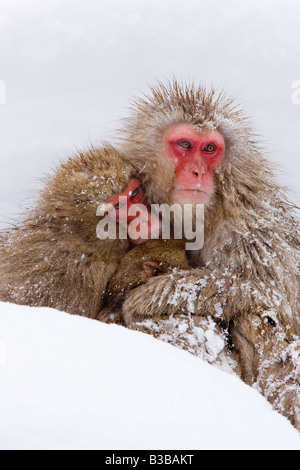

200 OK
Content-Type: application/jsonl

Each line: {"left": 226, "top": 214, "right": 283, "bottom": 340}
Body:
{"left": 119, "top": 80, "right": 300, "bottom": 429}
{"left": 0, "top": 146, "right": 132, "bottom": 317}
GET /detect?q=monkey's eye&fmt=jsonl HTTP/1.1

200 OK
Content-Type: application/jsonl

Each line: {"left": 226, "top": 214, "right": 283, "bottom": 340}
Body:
{"left": 203, "top": 143, "right": 216, "bottom": 153}
{"left": 114, "top": 201, "right": 122, "bottom": 210}
{"left": 177, "top": 140, "right": 192, "bottom": 149}
{"left": 130, "top": 186, "right": 140, "bottom": 199}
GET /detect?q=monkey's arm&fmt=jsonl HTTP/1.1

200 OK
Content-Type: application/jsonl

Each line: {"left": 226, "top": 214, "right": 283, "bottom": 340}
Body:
{"left": 230, "top": 313, "right": 300, "bottom": 431}
{"left": 121, "top": 267, "right": 258, "bottom": 325}
{"left": 121, "top": 236, "right": 298, "bottom": 331}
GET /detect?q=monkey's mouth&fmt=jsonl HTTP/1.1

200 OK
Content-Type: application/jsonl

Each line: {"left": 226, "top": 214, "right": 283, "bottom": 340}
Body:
{"left": 174, "top": 189, "right": 210, "bottom": 204}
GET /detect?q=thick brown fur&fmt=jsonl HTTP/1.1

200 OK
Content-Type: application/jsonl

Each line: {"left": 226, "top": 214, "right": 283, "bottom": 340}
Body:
{"left": 100, "top": 238, "right": 190, "bottom": 322}
{"left": 119, "top": 80, "right": 300, "bottom": 429}
{"left": 0, "top": 146, "right": 133, "bottom": 318}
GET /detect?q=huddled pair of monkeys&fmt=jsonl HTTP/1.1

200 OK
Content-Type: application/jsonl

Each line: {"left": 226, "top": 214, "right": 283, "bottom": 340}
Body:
{"left": 0, "top": 81, "right": 299, "bottom": 430}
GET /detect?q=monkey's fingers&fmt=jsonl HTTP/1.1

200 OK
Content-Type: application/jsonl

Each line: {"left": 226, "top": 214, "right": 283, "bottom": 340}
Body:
{"left": 122, "top": 271, "right": 186, "bottom": 325}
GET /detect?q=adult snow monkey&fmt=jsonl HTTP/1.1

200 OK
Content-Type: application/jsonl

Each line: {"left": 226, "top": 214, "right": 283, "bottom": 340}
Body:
{"left": 118, "top": 80, "right": 300, "bottom": 430}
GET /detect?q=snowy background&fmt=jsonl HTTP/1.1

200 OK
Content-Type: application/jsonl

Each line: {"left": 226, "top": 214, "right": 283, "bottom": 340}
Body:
{"left": 0, "top": 0, "right": 299, "bottom": 226}
{"left": 0, "top": 0, "right": 299, "bottom": 450}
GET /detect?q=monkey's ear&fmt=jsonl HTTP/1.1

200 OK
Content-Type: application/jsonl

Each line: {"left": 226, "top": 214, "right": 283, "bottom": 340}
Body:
{"left": 143, "top": 261, "right": 164, "bottom": 279}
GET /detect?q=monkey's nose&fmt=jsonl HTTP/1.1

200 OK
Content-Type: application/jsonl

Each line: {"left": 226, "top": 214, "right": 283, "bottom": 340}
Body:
{"left": 191, "top": 160, "right": 206, "bottom": 178}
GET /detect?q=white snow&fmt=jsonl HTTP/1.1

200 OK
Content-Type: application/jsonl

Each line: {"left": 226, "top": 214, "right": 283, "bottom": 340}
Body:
{"left": 0, "top": 301, "right": 299, "bottom": 450}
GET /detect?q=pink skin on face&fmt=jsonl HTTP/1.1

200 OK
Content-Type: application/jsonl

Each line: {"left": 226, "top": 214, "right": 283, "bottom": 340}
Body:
{"left": 163, "top": 124, "right": 225, "bottom": 203}
{"left": 106, "top": 178, "right": 146, "bottom": 224}
{"left": 105, "top": 178, "right": 161, "bottom": 245}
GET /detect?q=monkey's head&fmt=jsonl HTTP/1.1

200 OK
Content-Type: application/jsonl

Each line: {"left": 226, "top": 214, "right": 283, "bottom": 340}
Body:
{"left": 120, "top": 80, "right": 265, "bottom": 214}
{"left": 39, "top": 145, "right": 134, "bottom": 250}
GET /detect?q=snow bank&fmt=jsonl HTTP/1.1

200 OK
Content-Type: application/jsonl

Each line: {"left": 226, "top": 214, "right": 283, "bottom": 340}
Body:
{"left": 0, "top": 302, "right": 299, "bottom": 450}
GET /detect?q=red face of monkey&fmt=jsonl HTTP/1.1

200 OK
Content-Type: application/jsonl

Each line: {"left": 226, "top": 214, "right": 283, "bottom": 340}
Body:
{"left": 163, "top": 124, "right": 225, "bottom": 204}
{"left": 105, "top": 179, "right": 161, "bottom": 245}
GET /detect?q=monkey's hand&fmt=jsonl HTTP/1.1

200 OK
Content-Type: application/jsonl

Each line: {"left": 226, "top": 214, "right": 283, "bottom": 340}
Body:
{"left": 122, "top": 271, "right": 181, "bottom": 324}
{"left": 231, "top": 313, "right": 300, "bottom": 431}
{"left": 121, "top": 267, "right": 227, "bottom": 325}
